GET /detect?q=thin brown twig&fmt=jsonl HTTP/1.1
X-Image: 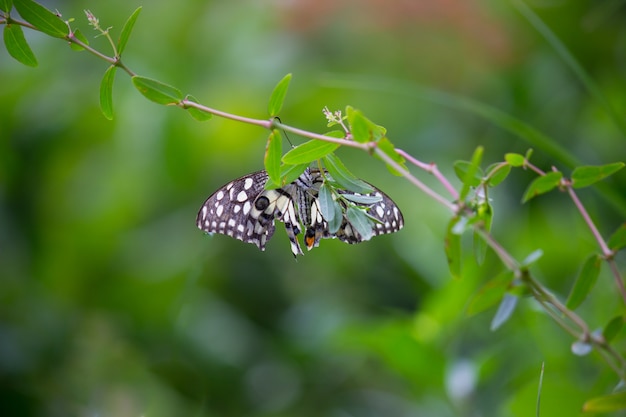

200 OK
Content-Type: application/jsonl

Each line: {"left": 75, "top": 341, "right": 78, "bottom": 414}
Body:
{"left": 373, "top": 147, "right": 457, "bottom": 211}
{"left": 566, "top": 186, "right": 626, "bottom": 304}
{"left": 395, "top": 148, "right": 459, "bottom": 200}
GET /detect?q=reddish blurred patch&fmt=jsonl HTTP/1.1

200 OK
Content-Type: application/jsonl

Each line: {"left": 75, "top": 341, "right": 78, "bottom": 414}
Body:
{"left": 276, "top": 0, "right": 512, "bottom": 64}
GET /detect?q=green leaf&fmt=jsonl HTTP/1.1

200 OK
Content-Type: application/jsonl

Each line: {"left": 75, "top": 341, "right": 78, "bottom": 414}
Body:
{"left": 583, "top": 391, "right": 626, "bottom": 413}
{"left": 264, "top": 130, "right": 282, "bottom": 185}
{"left": 490, "top": 293, "right": 518, "bottom": 331}
{"left": 505, "top": 153, "right": 525, "bottom": 167}
{"left": 565, "top": 254, "right": 601, "bottom": 310}
{"left": 281, "top": 139, "right": 339, "bottom": 165}
{"left": 322, "top": 153, "right": 374, "bottom": 194}
{"left": 185, "top": 95, "right": 212, "bottom": 121}
{"left": 3, "top": 24, "right": 38, "bottom": 66}
{"left": 327, "top": 200, "right": 343, "bottom": 234}
{"left": 454, "top": 160, "right": 483, "bottom": 187}
{"left": 467, "top": 271, "right": 514, "bottom": 316}
{"left": 571, "top": 162, "right": 625, "bottom": 189}
{"left": 445, "top": 216, "right": 462, "bottom": 279}
{"left": 264, "top": 163, "right": 308, "bottom": 190}
{"left": 485, "top": 162, "right": 511, "bottom": 187}
{"left": 0, "top": 0, "right": 13, "bottom": 13}
{"left": 99, "top": 65, "right": 116, "bottom": 120}
{"left": 341, "top": 194, "right": 382, "bottom": 205}
{"left": 608, "top": 223, "right": 626, "bottom": 251}
{"left": 375, "top": 137, "right": 407, "bottom": 176}
{"left": 346, "top": 207, "right": 373, "bottom": 241}
{"left": 603, "top": 316, "right": 623, "bottom": 343}
{"left": 346, "top": 106, "right": 385, "bottom": 143}
{"left": 324, "top": 130, "right": 346, "bottom": 139}
{"left": 279, "top": 163, "right": 308, "bottom": 186}
{"left": 117, "top": 6, "right": 141, "bottom": 56}
{"left": 268, "top": 73, "right": 291, "bottom": 117}
{"left": 459, "top": 146, "right": 484, "bottom": 201}
{"left": 13, "top": 0, "right": 67, "bottom": 38}
{"left": 521, "top": 171, "right": 563, "bottom": 203}
{"left": 318, "top": 183, "right": 336, "bottom": 223}
{"left": 69, "top": 28, "right": 89, "bottom": 51}
{"left": 132, "top": 76, "right": 183, "bottom": 105}
{"left": 521, "top": 249, "right": 543, "bottom": 266}
{"left": 571, "top": 340, "right": 592, "bottom": 356}
{"left": 473, "top": 199, "right": 492, "bottom": 264}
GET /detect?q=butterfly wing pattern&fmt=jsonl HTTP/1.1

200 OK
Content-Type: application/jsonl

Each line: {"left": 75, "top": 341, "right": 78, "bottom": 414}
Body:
{"left": 196, "top": 168, "right": 404, "bottom": 256}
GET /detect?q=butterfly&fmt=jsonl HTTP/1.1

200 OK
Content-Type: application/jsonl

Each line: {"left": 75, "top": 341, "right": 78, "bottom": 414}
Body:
{"left": 196, "top": 167, "right": 403, "bottom": 256}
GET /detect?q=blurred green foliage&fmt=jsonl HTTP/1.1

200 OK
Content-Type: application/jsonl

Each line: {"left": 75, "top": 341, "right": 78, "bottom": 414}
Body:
{"left": 1, "top": 0, "right": 625, "bottom": 416}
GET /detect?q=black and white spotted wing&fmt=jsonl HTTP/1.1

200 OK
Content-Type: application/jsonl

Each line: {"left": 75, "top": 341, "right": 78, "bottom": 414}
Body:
{"left": 196, "top": 168, "right": 404, "bottom": 256}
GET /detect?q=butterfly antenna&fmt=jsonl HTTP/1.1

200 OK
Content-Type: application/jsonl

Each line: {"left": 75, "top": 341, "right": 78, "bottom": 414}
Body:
{"left": 274, "top": 117, "right": 295, "bottom": 148}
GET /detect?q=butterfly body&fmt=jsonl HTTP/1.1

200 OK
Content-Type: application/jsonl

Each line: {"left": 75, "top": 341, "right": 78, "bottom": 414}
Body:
{"left": 197, "top": 168, "right": 403, "bottom": 256}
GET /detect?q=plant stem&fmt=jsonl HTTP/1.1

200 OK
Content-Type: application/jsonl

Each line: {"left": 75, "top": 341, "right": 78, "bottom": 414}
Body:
{"left": 567, "top": 186, "right": 626, "bottom": 303}
{"left": 396, "top": 148, "right": 459, "bottom": 200}
{"left": 473, "top": 227, "right": 519, "bottom": 271}
{"left": 373, "top": 148, "right": 456, "bottom": 211}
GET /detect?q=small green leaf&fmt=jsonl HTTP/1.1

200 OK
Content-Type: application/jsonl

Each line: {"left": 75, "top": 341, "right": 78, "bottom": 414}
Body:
{"left": 375, "top": 137, "right": 407, "bottom": 176}
{"left": 490, "top": 293, "right": 518, "bottom": 331}
{"left": 117, "top": 6, "right": 141, "bottom": 56}
{"left": 185, "top": 95, "right": 212, "bottom": 121}
{"left": 282, "top": 139, "right": 339, "bottom": 165}
{"left": 485, "top": 162, "right": 511, "bottom": 187}
{"left": 327, "top": 200, "right": 343, "bottom": 234}
{"left": 99, "top": 65, "right": 116, "bottom": 120}
{"left": 450, "top": 215, "right": 469, "bottom": 235}
{"left": 473, "top": 199, "right": 492, "bottom": 264}
{"left": 459, "top": 146, "right": 484, "bottom": 201}
{"left": 603, "top": 316, "right": 623, "bottom": 343}
{"left": 0, "top": 0, "right": 13, "bottom": 13}
{"left": 341, "top": 194, "right": 382, "bottom": 205}
{"left": 264, "top": 130, "right": 282, "bottom": 185}
{"left": 132, "top": 76, "right": 183, "bottom": 105}
{"left": 279, "top": 163, "right": 308, "bottom": 186}
{"left": 454, "top": 160, "right": 483, "bottom": 187}
{"left": 524, "top": 148, "right": 533, "bottom": 161}
{"left": 608, "top": 223, "right": 626, "bottom": 251}
{"left": 324, "top": 130, "right": 346, "bottom": 139}
{"left": 505, "top": 153, "right": 525, "bottom": 167}
{"left": 346, "top": 207, "right": 373, "bottom": 241}
{"left": 3, "top": 24, "right": 38, "bottom": 66}
{"left": 318, "top": 183, "right": 336, "bottom": 223}
{"left": 583, "top": 391, "right": 626, "bottom": 413}
{"left": 322, "top": 153, "right": 374, "bottom": 194}
{"left": 467, "top": 271, "right": 514, "bottom": 316}
{"left": 445, "top": 216, "right": 462, "bottom": 279}
{"left": 571, "top": 340, "right": 592, "bottom": 356}
{"left": 69, "top": 28, "right": 89, "bottom": 51}
{"left": 521, "top": 249, "right": 543, "bottom": 266}
{"left": 13, "top": 0, "right": 67, "bottom": 38}
{"left": 346, "top": 107, "right": 367, "bottom": 143}
{"left": 565, "top": 254, "right": 601, "bottom": 310}
{"left": 264, "top": 163, "right": 309, "bottom": 189}
{"left": 268, "top": 73, "right": 291, "bottom": 117}
{"left": 346, "top": 106, "right": 385, "bottom": 143}
{"left": 521, "top": 171, "right": 562, "bottom": 203}
{"left": 572, "top": 162, "right": 625, "bottom": 189}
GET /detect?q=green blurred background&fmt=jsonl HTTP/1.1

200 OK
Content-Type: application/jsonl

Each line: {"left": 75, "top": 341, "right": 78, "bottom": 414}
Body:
{"left": 1, "top": 0, "right": 626, "bottom": 416}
